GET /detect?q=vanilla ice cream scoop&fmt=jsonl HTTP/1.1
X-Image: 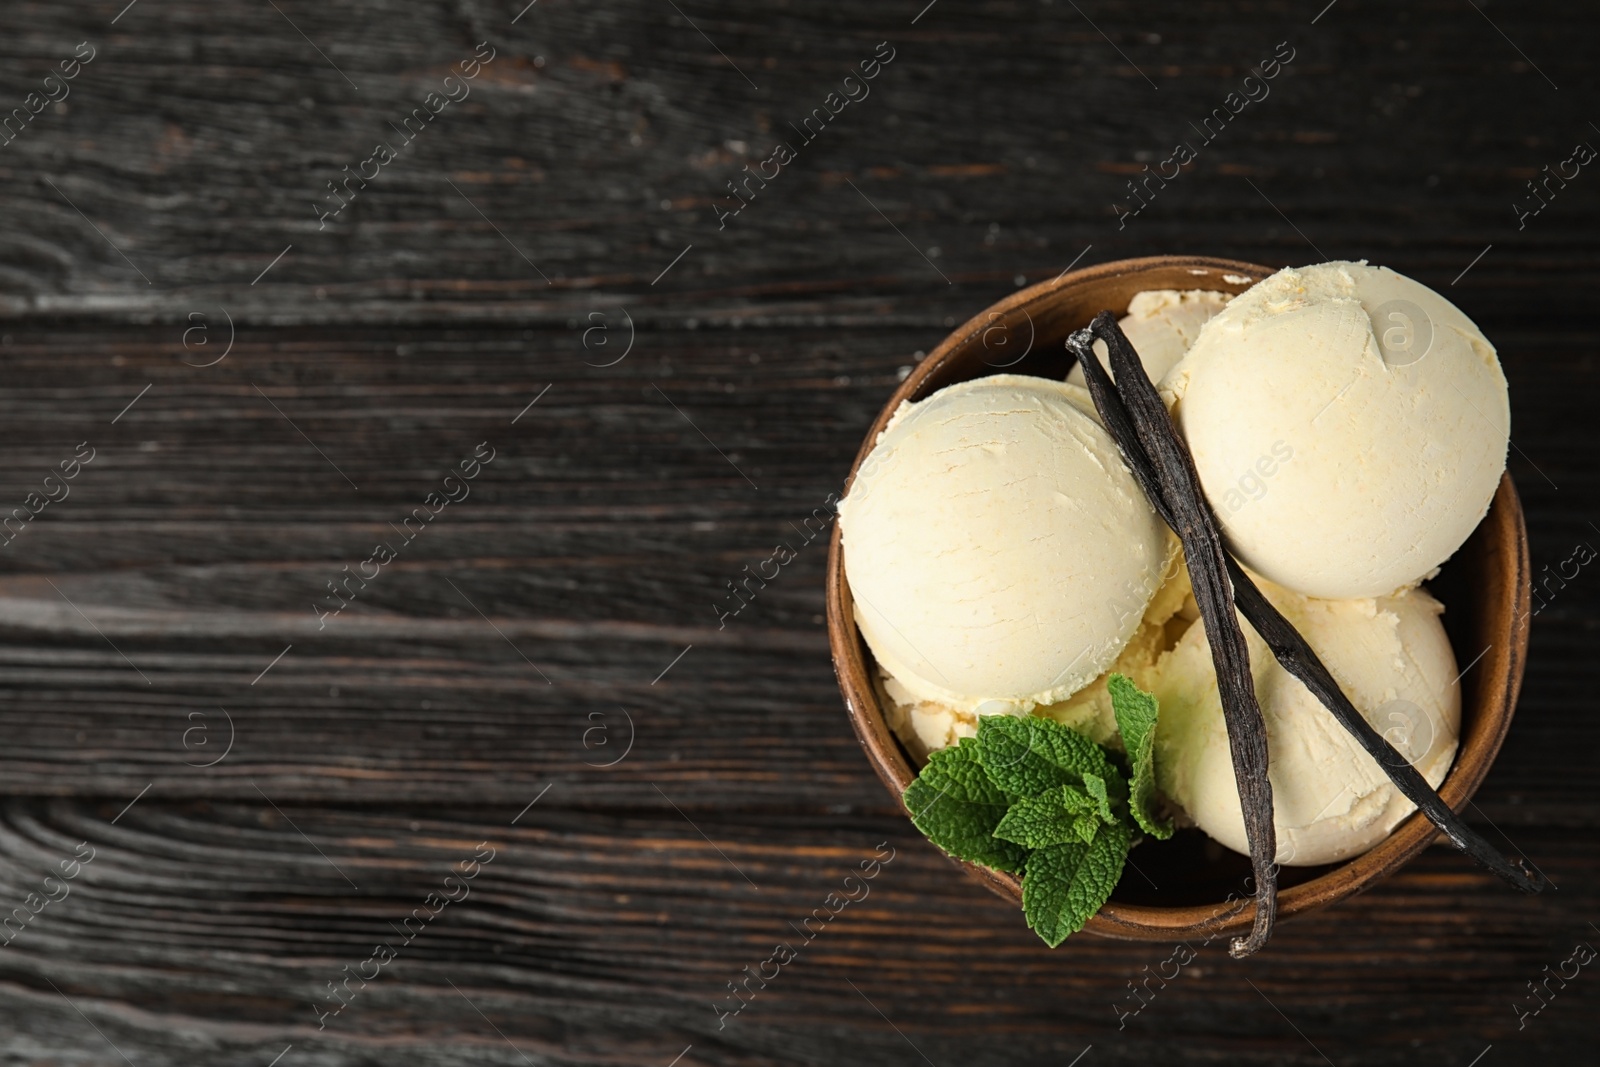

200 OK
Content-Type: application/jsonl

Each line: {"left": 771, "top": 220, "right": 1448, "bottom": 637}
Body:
{"left": 839, "top": 373, "right": 1170, "bottom": 713}
{"left": 1066, "top": 288, "right": 1230, "bottom": 390}
{"left": 1163, "top": 261, "right": 1508, "bottom": 599}
{"left": 1151, "top": 577, "right": 1460, "bottom": 866}
{"left": 882, "top": 553, "right": 1196, "bottom": 760}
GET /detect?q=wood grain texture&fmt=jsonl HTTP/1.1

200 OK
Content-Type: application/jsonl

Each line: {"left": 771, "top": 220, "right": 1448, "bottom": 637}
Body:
{"left": 0, "top": 0, "right": 1595, "bottom": 1063}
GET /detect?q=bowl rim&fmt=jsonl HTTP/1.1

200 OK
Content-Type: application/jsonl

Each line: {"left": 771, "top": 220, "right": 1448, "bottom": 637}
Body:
{"left": 825, "top": 253, "right": 1532, "bottom": 941}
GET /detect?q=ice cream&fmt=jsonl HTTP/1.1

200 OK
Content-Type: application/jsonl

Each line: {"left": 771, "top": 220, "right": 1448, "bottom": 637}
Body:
{"left": 882, "top": 557, "right": 1196, "bottom": 760}
{"left": 1151, "top": 575, "right": 1460, "bottom": 866}
{"left": 1066, "top": 288, "right": 1230, "bottom": 390}
{"left": 1163, "top": 261, "right": 1509, "bottom": 599}
{"left": 1032, "top": 554, "right": 1195, "bottom": 743}
{"left": 839, "top": 373, "right": 1171, "bottom": 715}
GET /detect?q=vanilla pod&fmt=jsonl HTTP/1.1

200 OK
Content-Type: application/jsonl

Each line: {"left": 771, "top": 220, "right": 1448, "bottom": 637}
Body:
{"left": 1068, "top": 314, "right": 1277, "bottom": 958}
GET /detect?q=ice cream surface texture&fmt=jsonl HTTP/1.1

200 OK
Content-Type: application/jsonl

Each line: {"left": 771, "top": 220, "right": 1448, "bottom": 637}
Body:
{"left": 839, "top": 373, "right": 1169, "bottom": 713}
{"left": 882, "top": 557, "right": 1196, "bottom": 760}
{"left": 1151, "top": 576, "right": 1460, "bottom": 866}
{"left": 1066, "top": 288, "right": 1230, "bottom": 390}
{"left": 1163, "top": 261, "right": 1508, "bottom": 599}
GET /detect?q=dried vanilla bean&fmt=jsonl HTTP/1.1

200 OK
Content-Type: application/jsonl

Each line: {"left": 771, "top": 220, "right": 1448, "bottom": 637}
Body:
{"left": 1068, "top": 314, "right": 1277, "bottom": 958}
{"left": 1067, "top": 313, "right": 1545, "bottom": 903}
{"left": 1226, "top": 560, "right": 1543, "bottom": 892}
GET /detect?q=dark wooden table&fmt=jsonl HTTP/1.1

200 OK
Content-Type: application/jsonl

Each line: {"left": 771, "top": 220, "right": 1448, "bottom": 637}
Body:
{"left": 0, "top": 2, "right": 1594, "bottom": 1063}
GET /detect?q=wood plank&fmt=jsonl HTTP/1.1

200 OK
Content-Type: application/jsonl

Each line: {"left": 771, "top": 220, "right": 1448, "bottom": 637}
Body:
{"left": 0, "top": 2, "right": 1592, "bottom": 322}
{"left": 0, "top": 802, "right": 1591, "bottom": 1065}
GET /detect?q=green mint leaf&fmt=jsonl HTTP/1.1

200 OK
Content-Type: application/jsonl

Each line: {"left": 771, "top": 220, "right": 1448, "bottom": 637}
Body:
{"left": 1081, "top": 772, "right": 1117, "bottom": 824}
{"left": 1021, "top": 820, "right": 1132, "bottom": 948}
{"left": 976, "top": 713, "right": 1123, "bottom": 800}
{"left": 1108, "top": 673, "right": 1174, "bottom": 840}
{"left": 992, "top": 784, "right": 1106, "bottom": 849}
{"left": 1069, "top": 812, "right": 1101, "bottom": 845}
{"left": 902, "top": 737, "right": 1029, "bottom": 874}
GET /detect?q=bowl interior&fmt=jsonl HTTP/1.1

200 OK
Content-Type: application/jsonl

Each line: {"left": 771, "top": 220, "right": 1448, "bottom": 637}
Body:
{"left": 826, "top": 255, "right": 1531, "bottom": 941}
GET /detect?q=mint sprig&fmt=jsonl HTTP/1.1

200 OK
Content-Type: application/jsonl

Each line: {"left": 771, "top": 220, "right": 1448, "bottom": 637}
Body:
{"left": 899, "top": 674, "right": 1171, "bottom": 947}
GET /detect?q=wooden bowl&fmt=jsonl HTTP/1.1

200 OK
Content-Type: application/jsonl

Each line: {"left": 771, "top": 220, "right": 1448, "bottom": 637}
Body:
{"left": 826, "top": 255, "right": 1531, "bottom": 942}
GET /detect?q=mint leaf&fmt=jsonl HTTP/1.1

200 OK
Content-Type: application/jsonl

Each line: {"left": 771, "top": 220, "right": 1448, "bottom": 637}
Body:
{"left": 1021, "top": 820, "right": 1132, "bottom": 947}
{"left": 976, "top": 714, "right": 1123, "bottom": 800}
{"left": 993, "top": 784, "right": 1107, "bottom": 849}
{"left": 1081, "top": 772, "right": 1117, "bottom": 824}
{"left": 902, "top": 737, "right": 1029, "bottom": 874}
{"left": 1108, "top": 673, "right": 1174, "bottom": 840}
